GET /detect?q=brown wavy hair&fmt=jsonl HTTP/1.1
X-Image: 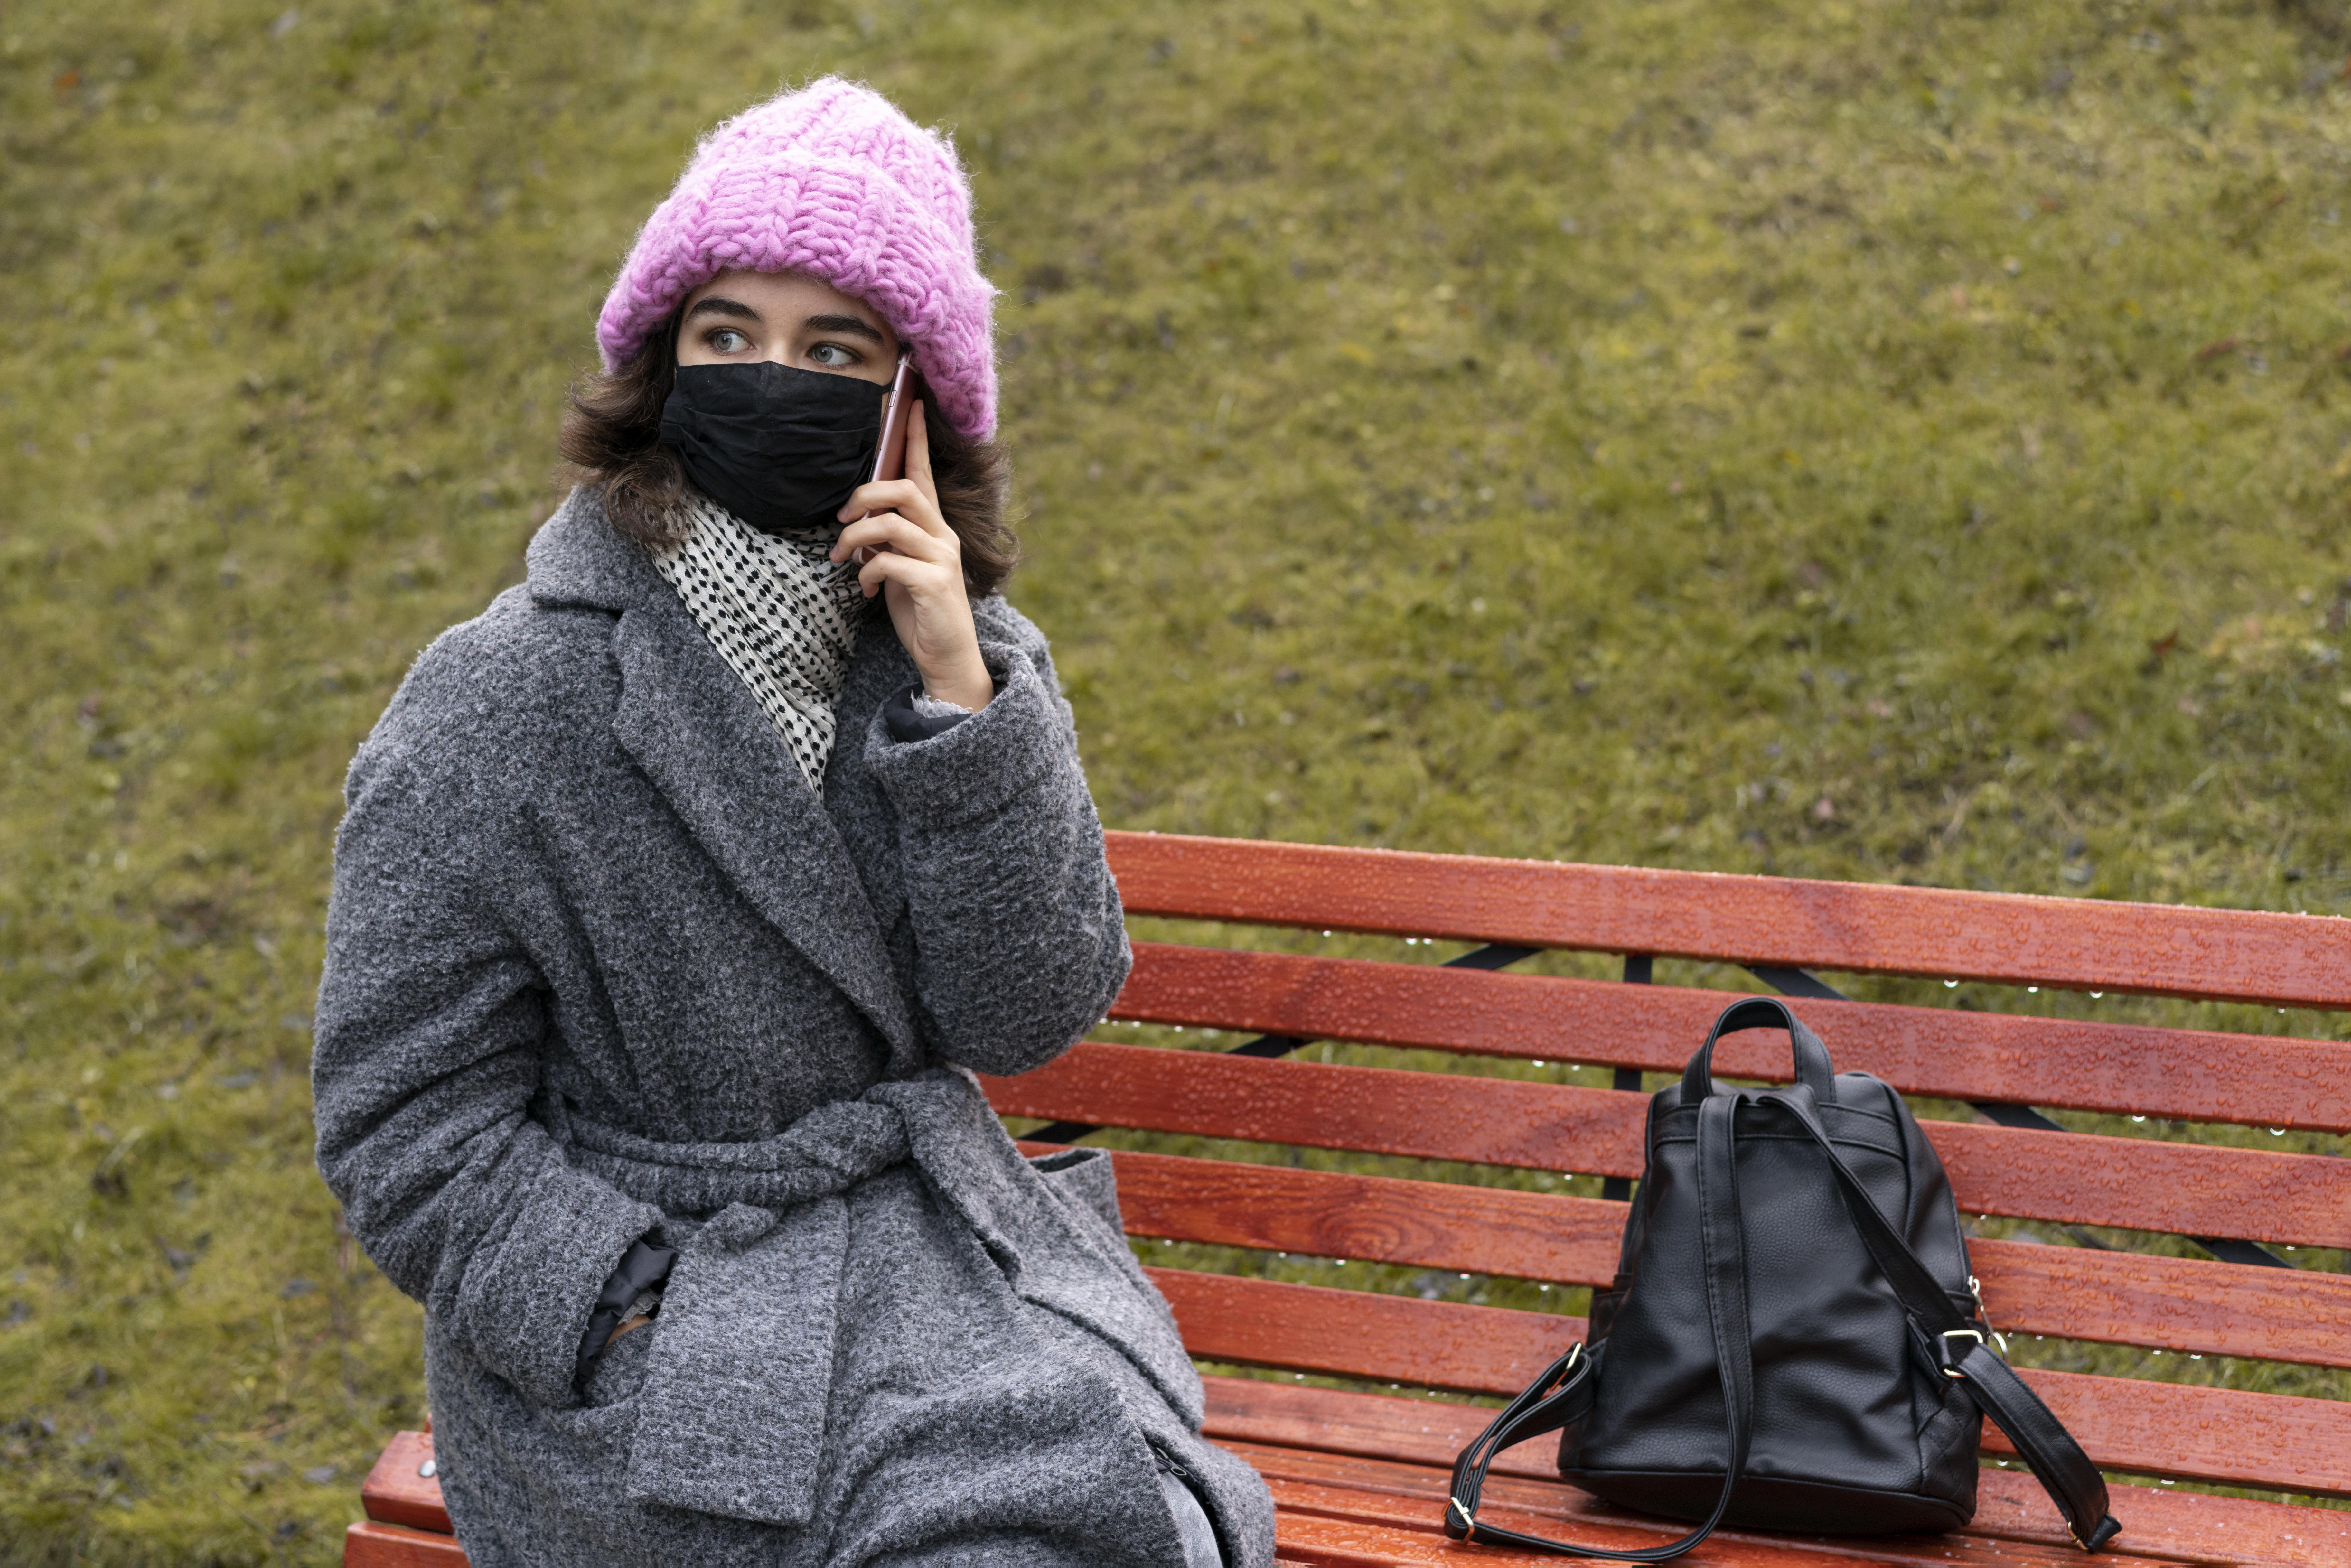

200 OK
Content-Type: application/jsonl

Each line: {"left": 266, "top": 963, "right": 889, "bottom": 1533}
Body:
{"left": 558, "top": 314, "right": 1019, "bottom": 597}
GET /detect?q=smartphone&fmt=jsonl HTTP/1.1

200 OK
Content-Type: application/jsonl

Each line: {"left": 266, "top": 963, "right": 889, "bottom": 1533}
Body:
{"left": 850, "top": 351, "right": 919, "bottom": 565}
{"left": 869, "top": 350, "right": 918, "bottom": 485}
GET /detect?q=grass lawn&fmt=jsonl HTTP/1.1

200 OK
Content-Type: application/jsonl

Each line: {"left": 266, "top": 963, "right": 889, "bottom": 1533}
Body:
{"left": 4, "top": 0, "right": 2348, "bottom": 1560}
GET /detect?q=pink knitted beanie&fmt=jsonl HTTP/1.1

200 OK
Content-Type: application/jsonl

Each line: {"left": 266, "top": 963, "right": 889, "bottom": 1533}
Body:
{"left": 596, "top": 78, "right": 998, "bottom": 441}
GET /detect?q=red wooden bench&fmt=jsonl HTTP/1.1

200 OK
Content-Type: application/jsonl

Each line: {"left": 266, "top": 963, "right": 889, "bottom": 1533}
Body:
{"left": 347, "top": 831, "right": 2351, "bottom": 1566}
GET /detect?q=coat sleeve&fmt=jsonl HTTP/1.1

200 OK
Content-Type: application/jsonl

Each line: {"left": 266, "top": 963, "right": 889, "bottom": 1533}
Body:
{"left": 312, "top": 744, "right": 664, "bottom": 1410}
{"left": 858, "top": 612, "right": 1131, "bottom": 1077}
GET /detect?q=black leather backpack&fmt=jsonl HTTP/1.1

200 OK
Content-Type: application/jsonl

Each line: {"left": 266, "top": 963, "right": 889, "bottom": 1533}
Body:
{"left": 1446, "top": 997, "right": 2123, "bottom": 1558}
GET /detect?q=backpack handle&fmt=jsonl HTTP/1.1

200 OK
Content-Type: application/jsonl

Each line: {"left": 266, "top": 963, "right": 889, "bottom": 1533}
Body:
{"left": 1680, "top": 996, "right": 1838, "bottom": 1104}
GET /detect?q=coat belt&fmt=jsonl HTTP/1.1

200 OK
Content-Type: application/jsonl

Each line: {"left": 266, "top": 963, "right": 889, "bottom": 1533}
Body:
{"left": 539, "top": 1070, "right": 1201, "bottom": 1531}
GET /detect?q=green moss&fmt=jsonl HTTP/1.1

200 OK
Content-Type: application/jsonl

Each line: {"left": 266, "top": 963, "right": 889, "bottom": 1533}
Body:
{"left": 5, "top": 0, "right": 2350, "bottom": 1558}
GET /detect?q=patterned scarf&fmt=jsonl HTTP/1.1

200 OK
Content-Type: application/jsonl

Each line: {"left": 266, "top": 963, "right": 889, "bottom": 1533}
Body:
{"left": 651, "top": 493, "right": 867, "bottom": 796}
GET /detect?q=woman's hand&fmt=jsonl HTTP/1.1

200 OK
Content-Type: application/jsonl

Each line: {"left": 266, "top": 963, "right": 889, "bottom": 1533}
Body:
{"left": 830, "top": 402, "right": 994, "bottom": 712}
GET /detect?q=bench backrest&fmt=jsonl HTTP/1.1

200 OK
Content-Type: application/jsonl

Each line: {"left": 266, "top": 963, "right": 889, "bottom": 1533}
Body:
{"left": 981, "top": 832, "right": 2351, "bottom": 1503}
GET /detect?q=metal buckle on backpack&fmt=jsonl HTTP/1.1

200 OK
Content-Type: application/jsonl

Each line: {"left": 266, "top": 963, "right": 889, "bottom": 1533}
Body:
{"left": 1967, "top": 1275, "right": 2011, "bottom": 1355}
{"left": 1938, "top": 1328, "right": 1984, "bottom": 1379}
{"left": 1448, "top": 1495, "right": 1478, "bottom": 1541}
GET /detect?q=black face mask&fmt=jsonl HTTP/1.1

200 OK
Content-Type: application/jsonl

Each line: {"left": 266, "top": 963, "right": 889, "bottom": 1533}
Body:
{"left": 658, "top": 361, "right": 884, "bottom": 535}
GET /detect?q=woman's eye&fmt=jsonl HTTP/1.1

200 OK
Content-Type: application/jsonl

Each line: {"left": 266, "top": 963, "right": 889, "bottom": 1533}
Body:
{"left": 810, "top": 343, "right": 856, "bottom": 367}
{"left": 709, "top": 328, "right": 749, "bottom": 353}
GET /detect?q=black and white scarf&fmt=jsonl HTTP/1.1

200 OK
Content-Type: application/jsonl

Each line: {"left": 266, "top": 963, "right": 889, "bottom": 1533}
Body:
{"left": 651, "top": 493, "right": 866, "bottom": 796}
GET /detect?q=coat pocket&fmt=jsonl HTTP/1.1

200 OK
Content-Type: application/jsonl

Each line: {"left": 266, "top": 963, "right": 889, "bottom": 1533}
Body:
{"left": 623, "top": 1196, "right": 848, "bottom": 1528}
{"left": 1028, "top": 1145, "right": 1125, "bottom": 1237}
{"left": 580, "top": 1317, "right": 656, "bottom": 1410}
{"left": 1018, "top": 1146, "right": 1206, "bottom": 1429}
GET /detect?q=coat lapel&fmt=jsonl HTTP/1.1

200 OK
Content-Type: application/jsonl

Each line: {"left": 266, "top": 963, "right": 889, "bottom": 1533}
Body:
{"left": 530, "top": 492, "right": 917, "bottom": 1058}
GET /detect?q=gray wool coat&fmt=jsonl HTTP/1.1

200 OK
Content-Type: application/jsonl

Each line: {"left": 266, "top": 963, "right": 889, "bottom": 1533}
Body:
{"left": 312, "top": 490, "right": 1276, "bottom": 1568}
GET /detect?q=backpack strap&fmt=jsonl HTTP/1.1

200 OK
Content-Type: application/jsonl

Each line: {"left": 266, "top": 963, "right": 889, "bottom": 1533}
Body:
{"left": 1444, "top": 1097, "right": 1756, "bottom": 1560}
{"left": 1756, "top": 1087, "right": 2123, "bottom": 1553}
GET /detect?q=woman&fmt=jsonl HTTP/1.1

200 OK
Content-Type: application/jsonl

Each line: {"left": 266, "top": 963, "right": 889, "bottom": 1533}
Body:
{"left": 313, "top": 79, "right": 1274, "bottom": 1568}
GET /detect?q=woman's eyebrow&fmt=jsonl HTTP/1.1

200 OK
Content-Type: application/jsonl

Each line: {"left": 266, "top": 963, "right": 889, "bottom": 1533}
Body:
{"left": 804, "top": 313, "right": 886, "bottom": 344}
{"left": 685, "top": 296, "right": 761, "bottom": 322}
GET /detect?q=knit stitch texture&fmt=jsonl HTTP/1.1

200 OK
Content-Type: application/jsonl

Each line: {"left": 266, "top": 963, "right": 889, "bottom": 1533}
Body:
{"left": 596, "top": 77, "right": 998, "bottom": 441}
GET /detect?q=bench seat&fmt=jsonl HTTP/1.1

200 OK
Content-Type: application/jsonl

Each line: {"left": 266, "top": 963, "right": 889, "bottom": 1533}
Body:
{"left": 346, "top": 832, "right": 2351, "bottom": 1567}
{"left": 351, "top": 1388, "right": 2351, "bottom": 1566}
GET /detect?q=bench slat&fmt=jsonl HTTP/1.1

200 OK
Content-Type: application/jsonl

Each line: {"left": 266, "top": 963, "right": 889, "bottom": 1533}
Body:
{"left": 1996, "top": 1368, "right": 2351, "bottom": 1499}
{"left": 1932, "top": 1237, "right": 2351, "bottom": 1369}
{"left": 1242, "top": 1453, "right": 2218, "bottom": 1566}
{"left": 359, "top": 1430, "right": 444, "bottom": 1533}
{"left": 990, "top": 1045, "right": 2351, "bottom": 1246}
{"left": 1068, "top": 1147, "right": 2351, "bottom": 1367}
{"left": 1157, "top": 1271, "right": 2351, "bottom": 1496}
{"left": 1264, "top": 1472, "right": 2112, "bottom": 1567}
{"left": 1118, "top": 943, "right": 2351, "bottom": 1133}
{"left": 1106, "top": 832, "right": 2351, "bottom": 1009}
{"left": 994, "top": 1041, "right": 1644, "bottom": 1179}
{"left": 1205, "top": 1407, "right": 2351, "bottom": 1566}
{"left": 1923, "top": 1120, "right": 2351, "bottom": 1249}
{"left": 1204, "top": 1376, "right": 1560, "bottom": 1477}
{"left": 342, "top": 1521, "right": 468, "bottom": 1567}
{"left": 1266, "top": 1479, "right": 2071, "bottom": 1567}
{"left": 1077, "top": 1146, "right": 1623, "bottom": 1285}
{"left": 1268, "top": 1509, "right": 1637, "bottom": 1568}
{"left": 1153, "top": 1266, "right": 1584, "bottom": 1396}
